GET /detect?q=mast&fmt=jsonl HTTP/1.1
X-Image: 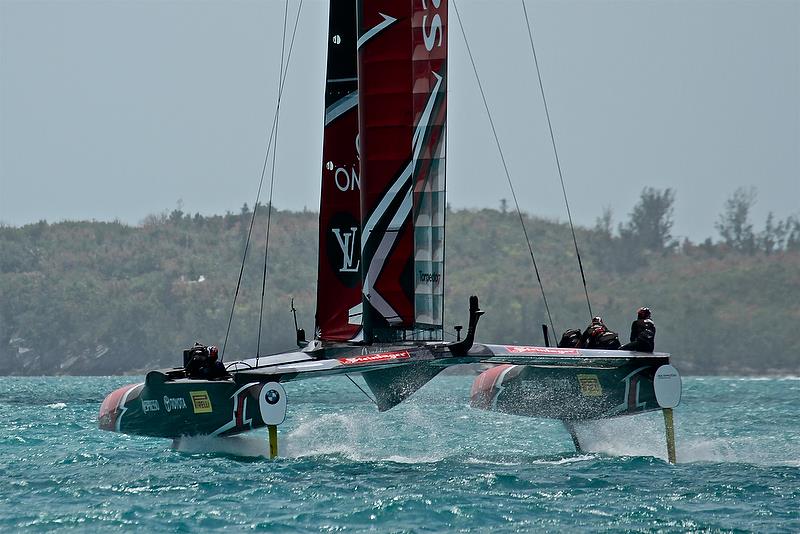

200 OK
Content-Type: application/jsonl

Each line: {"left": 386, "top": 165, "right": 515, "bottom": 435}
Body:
{"left": 315, "top": 0, "right": 363, "bottom": 342}
{"left": 357, "top": 0, "right": 448, "bottom": 343}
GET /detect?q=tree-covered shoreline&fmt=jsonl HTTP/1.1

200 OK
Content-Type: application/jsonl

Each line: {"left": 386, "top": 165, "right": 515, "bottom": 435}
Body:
{"left": 2, "top": 195, "right": 798, "bottom": 376}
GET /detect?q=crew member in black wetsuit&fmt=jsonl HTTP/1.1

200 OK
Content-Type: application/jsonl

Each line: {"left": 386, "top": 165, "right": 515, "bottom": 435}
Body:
{"left": 620, "top": 307, "right": 656, "bottom": 352}
{"left": 204, "top": 346, "right": 229, "bottom": 380}
{"left": 185, "top": 342, "right": 209, "bottom": 378}
{"left": 577, "top": 316, "right": 607, "bottom": 349}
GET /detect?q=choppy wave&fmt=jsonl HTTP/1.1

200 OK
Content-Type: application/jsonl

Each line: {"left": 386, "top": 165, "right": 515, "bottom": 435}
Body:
{"left": 0, "top": 376, "right": 798, "bottom": 532}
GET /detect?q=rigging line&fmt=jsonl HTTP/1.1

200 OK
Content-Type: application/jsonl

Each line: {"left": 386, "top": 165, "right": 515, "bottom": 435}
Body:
{"left": 282, "top": 0, "right": 305, "bottom": 89}
{"left": 257, "top": 0, "right": 304, "bottom": 359}
{"left": 257, "top": 0, "right": 291, "bottom": 362}
{"left": 222, "top": 0, "right": 305, "bottom": 362}
{"left": 451, "top": 0, "right": 556, "bottom": 336}
{"left": 221, "top": 114, "right": 277, "bottom": 363}
{"left": 345, "top": 374, "right": 378, "bottom": 407}
{"left": 520, "top": 0, "right": 593, "bottom": 319}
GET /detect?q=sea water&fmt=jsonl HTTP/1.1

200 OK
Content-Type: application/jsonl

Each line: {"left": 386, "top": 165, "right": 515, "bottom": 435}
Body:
{"left": 1, "top": 375, "right": 798, "bottom": 532}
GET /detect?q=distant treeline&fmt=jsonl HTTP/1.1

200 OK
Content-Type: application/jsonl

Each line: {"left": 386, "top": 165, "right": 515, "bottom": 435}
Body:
{"left": 1, "top": 187, "right": 798, "bottom": 375}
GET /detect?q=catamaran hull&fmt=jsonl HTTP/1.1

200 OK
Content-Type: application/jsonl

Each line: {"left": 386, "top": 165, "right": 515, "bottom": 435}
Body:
{"left": 98, "top": 343, "right": 442, "bottom": 439}
{"left": 470, "top": 359, "right": 680, "bottom": 421}
{"left": 99, "top": 339, "right": 681, "bottom": 446}
{"left": 98, "top": 373, "right": 279, "bottom": 438}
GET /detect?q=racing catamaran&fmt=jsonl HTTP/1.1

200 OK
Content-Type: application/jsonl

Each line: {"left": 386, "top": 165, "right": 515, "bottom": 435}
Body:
{"left": 99, "top": 0, "right": 682, "bottom": 462}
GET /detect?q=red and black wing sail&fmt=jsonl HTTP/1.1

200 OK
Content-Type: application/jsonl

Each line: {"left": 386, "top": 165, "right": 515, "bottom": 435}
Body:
{"left": 316, "top": 0, "right": 363, "bottom": 341}
{"left": 411, "top": 0, "right": 447, "bottom": 336}
{"left": 357, "top": 0, "right": 447, "bottom": 342}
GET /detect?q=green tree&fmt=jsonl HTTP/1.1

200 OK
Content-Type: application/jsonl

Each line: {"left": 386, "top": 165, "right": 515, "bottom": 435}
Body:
{"left": 715, "top": 186, "right": 757, "bottom": 253}
{"left": 620, "top": 187, "right": 677, "bottom": 252}
{"left": 2, "top": 205, "right": 800, "bottom": 376}
{"left": 758, "top": 212, "right": 787, "bottom": 255}
{"left": 785, "top": 216, "right": 800, "bottom": 252}
{"left": 594, "top": 206, "right": 614, "bottom": 239}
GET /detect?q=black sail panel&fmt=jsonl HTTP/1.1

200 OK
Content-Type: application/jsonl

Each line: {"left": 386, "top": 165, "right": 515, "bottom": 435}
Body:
{"left": 316, "top": 0, "right": 363, "bottom": 341}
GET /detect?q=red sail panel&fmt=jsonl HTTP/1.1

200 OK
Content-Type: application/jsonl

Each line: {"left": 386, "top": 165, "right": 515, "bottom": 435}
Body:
{"left": 357, "top": 2, "right": 416, "bottom": 341}
{"left": 411, "top": 0, "right": 447, "bottom": 337}
{"left": 316, "top": 0, "right": 363, "bottom": 341}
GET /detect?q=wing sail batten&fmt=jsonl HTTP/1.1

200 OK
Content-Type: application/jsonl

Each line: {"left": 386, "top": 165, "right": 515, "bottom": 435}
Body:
{"left": 411, "top": 3, "right": 447, "bottom": 337}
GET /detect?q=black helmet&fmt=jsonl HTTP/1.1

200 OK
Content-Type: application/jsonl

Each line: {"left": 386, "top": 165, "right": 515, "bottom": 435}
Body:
{"left": 591, "top": 316, "right": 604, "bottom": 325}
{"left": 637, "top": 307, "right": 651, "bottom": 319}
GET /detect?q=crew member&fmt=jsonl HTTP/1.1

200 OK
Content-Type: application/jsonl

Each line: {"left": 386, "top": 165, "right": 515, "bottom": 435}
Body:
{"left": 204, "top": 346, "right": 230, "bottom": 380}
{"left": 577, "top": 316, "right": 607, "bottom": 349}
{"left": 558, "top": 328, "right": 582, "bottom": 348}
{"left": 620, "top": 307, "right": 656, "bottom": 352}
{"left": 185, "top": 342, "right": 209, "bottom": 378}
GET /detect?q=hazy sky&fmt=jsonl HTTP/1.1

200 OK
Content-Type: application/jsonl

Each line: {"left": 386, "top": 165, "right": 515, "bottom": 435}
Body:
{"left": 1, "top": 0, "right": 798, "bottom": 241}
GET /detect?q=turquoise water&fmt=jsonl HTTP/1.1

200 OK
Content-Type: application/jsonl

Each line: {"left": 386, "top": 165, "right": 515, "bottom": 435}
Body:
{"left": 1, "top": 376, "right": 798, "bottom": 532}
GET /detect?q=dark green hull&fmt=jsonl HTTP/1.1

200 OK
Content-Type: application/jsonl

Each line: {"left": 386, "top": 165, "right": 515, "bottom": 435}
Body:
{"left": 98, "top": 343, "right": 441, "bottom": 439}
{"left": 98, "top": 371, "right": 276, "bottom": 438}
{"left": 470, "top": 357, "right": 667, "bottom": 421}
{"left": 99, "top": 341, "right": 680, "bottom": 441}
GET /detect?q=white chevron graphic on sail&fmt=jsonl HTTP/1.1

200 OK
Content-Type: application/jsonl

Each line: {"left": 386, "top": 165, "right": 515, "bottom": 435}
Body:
{"left": 362, "top": 72, "right": 444, "bottom": 322}
{"left": 325, "top": 91, "right": 358, "bottom": 125}
{"left": 357, "top": 13, "right": 397, "bottom": 49}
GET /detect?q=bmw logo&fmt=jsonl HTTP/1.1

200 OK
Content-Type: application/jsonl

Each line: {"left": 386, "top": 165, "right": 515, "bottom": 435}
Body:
{"left": 265, "top": 389, "right": 280, "bottom": 405}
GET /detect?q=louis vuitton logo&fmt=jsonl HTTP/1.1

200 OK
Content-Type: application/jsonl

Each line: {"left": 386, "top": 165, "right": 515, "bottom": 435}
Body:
{"left": 332, "top": 227, "right": 360, "bottom": 272}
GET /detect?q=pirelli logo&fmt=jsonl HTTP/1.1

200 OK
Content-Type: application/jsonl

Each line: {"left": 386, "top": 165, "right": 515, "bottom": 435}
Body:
{"left": 577, "top": 374, "right": 603, "bottom": 397}
{"left": 190, "top": 391, "right": 213, "bottom": 414}
{"left": 338, "top": 351, "right": 410, "bottom": 365}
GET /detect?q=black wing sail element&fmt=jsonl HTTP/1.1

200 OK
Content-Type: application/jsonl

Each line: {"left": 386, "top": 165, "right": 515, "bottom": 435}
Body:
{"left": 316, "top": 0, "right": 363, "bottom": 342}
